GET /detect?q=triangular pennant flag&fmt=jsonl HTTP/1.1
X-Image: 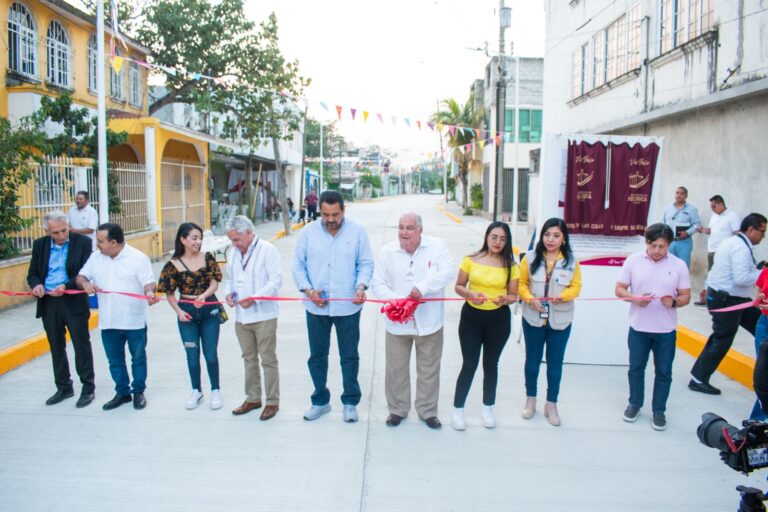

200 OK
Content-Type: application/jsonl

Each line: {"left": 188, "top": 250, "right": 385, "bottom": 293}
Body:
{"left": 191, "top": 72, "right": 202, "bottom": 80}
{"left": 112, "top": 56, "right": 124, "bottom": 73}
{"left": 158, "top": 65, "right": 177, "bottom": 76}
{"left": 436, "top": 123, "right": 443, "bottom": 133}
{"left": 474, "top": 128, "right": 481, "bottom": 139}
{"left": 464, "top": 143, "right": 471, "bottom": 153}
{"left": 479, "top": 140, "right": 486, "bottom": 150}
{"left": 376, "top": 113, "right": 384, "bottom": 123}
{"left": 404, "top": 118, "right": 411, "bottom": 128}
{"left": 335, "top": 105, "right": 343, "bottom": 120}
{"left": 495, "top": 135, "right": 502, "bottom": 145}
{"left": 320, "top": 101, "right": 329, "bottom": 112}
{"left": 428, "top": 152, "right": 433, "bottom": 159}
{"left": 363, "top": 111, "right": 369, "bottom": 122}
{"left": 427, "top": 122, "right": 435, "bottom": 131}
{"left": 448, "top": 125, "right": 456, "bottom": 137}
{"left": 416, "top": 120, "right": 422, "bottom": 130}
{"left": 350, "top": 108, "right": 357, "bottom": 120}
{"left": 481, "top": 130, "right": 487, "bottom": 140}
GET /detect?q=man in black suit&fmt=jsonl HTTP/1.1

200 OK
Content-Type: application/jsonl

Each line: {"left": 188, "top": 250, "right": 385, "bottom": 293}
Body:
{"left": 27, "top": 210, "right": 95, "bottom": 407}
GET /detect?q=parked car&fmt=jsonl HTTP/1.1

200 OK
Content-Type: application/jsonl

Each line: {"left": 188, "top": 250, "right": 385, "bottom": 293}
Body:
{"left": 428, "top": 188, "right": 442, "bottom": 195}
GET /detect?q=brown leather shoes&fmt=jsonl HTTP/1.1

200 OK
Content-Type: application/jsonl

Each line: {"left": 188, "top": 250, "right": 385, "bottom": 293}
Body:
{"left": 260, "top": 404, "right": 279, "bottom": 421}
{"left": 232, "top": 400, "right": 262, "bottom": 415}
{"left": 386, "top": 414, "right": 403, "bottom": 427}
{"left": 424, "top": 417, "right": 442, "bottom": 429}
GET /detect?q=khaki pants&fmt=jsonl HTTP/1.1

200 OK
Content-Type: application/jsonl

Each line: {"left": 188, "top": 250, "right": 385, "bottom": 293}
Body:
{"left": 385, "top": 328, "right": 443, "bottom": 419}
{"left": 235, "top": 319, "right": 279, "bottom": 405}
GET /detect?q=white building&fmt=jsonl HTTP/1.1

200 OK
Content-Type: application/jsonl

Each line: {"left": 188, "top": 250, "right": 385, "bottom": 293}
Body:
{"left": 543, "top": 0, "right": 768, "bottom": 286}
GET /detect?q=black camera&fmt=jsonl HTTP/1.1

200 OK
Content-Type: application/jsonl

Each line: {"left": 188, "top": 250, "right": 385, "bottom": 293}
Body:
{"left": 698, "top": 413, "right": 768, "bottom": 474}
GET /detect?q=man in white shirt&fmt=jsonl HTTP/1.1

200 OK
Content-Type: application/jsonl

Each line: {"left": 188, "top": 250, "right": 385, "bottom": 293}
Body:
{"left": 371, "top": 213, "right": 455, "bottom": 429}
{"left": 67, "top": 191, "right": 98, "bottom": 251}
{"left": 76, "top": 223, "right": 159, "bottom": 410}
{"left": 690, "top": 213, "right": 767, "bottom": 395}
{"left": 695, "top": 195, "right": 741, "bottom": 305}
{"left": 225, "top": 216, "right": 282, "bottom": 421}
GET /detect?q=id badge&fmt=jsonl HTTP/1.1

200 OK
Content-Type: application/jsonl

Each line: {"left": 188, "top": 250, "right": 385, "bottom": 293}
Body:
{"left": 405, "top": 269, "right": 415, "bottom": 283}
{"left": 539, "top": 302, "right": 549, "bottom": 319}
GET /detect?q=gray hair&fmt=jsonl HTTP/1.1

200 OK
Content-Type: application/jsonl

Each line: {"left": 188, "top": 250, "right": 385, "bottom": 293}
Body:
{"left": 225, "top": 215, "right": 254, "bottom": 234}
{"left": 400, "top": 212, "right": 423, "bottom": 227}
{"left": 43, "top": 210, "right": 68, "bottom": 230}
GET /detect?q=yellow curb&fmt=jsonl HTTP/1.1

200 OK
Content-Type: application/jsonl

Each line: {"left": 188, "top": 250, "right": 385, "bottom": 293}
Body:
{"left": 270, "top": 222, "right": 307, "bottom": 242}
{"left": 0, "top": 311, "right": 100, "bottom": 375}
{"left": 677, "top": 324, "right": 755, "bottom": 390}
{"left": 436, "top": 203, "right": 463, "bottom": 224}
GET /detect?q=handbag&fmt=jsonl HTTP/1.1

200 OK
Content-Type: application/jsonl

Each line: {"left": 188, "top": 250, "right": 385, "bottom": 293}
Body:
{"left": 218, "top": 304, "right": 229, "bottom": 324}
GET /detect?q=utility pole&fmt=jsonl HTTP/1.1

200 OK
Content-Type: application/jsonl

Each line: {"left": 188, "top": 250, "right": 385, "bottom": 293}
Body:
{"left": 96, "top": 0, "right": 108, "bottom": 222}
{"left": 493, "top": 0, "right": 511, "bottom": 222}
{"left": 436, "top": 99, "right": 447, "bottom": 204}
{"left": 319, "top": 123, "right": 324, "bottom": 193}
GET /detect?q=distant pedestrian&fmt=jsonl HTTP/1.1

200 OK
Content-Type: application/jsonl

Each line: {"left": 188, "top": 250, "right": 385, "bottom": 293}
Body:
{"left": 661, "top": 186, "right": 701, "bottom": 268}
{"left": 157, "top": 223, "right": 224, "bottom": 411}
{"left": 286, "top": 197, "right": 296, "bottom": 221}
{"left": 305, "top": 191, "right": 318, "bottom": 221}
{"left": 371, "top": 212, "right": 455, "bottom": 429}
{"left": 452, "top": 221, "right": 519, "bottom": 431}
{"left": 694, "top": 195, "right": 740, "bottom": 305}
{"left": 225, "top": 215, "right": 282, "bottom": 421}
{"left": 293, "top": 191, "right": 374, "bottom": 423}
{"left": 67, "top": 190, "right": 98, "bottom": 251}
{"left": 27, "top": 210, "right": 95, "bottom": 408}
{"left": 518, "top": 218, "right": 582, "bottom": 426}
{"left": 297, "top": 202, "right": 307, "bottom": 224}
{"left": 689, "top": 213, "right": 767, "bottom": 396}
{"left": 76, "top": 223, "right": 159, "bottom": 411}
{"left": 616, "top": 223, "right": 691, "bottom": 431}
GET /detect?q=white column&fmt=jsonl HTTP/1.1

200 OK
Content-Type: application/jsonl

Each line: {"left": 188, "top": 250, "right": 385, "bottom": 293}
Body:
{"left": 144, "top": 125, "right": 159, "bottom": 230}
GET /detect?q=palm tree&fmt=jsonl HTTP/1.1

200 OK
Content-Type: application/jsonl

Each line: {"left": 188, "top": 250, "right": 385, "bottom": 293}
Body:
{"left": 431, "top": 94, "right": 483, "bottom": 209}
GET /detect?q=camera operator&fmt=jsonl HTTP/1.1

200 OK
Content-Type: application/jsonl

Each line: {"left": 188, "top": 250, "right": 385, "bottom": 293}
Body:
{"left": 690, "top": 213, "right": 767, "bottom": 396}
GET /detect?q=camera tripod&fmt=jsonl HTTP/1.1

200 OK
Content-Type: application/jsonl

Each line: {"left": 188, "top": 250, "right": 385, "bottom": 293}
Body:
{"left": 737, "top": 486, "right": 768, "bottom": 512}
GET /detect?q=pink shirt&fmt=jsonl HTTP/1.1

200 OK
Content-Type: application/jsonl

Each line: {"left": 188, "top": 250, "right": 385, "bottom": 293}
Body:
{"left": 617, "top": 251, "right": 691, "bottom": 333}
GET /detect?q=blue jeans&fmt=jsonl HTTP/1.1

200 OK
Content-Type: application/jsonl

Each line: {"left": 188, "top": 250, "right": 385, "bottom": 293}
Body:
{"left": 101, "top": 327, "right": 148, "bottom": 396}
{"left": 306, "top": 311, "right": 361, "bottom": 406}
{"left": 750, "top": 315, "right": 768, "bottom": 420}
{"left": 669, "top": 238, "right": 692, "bottom": 268}
{"left": 627, "top": 328, "right": 676, "bottom": 412}
{"left": 178, "top": 301, "right": 221, "bottom": 391}
{"left": 522, "top": 319, "right": 572, "bottom": 403}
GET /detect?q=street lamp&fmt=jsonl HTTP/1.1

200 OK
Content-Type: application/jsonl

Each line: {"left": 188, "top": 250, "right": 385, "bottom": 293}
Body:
{"left": 493, "top": 1, "right": 511, "bottom": 222}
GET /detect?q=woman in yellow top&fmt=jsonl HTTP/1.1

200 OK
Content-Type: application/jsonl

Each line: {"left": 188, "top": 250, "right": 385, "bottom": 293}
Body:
{"left": 518, "top": 217, "right": 581, "bottom": 426}
{"left": 452, "top": 221, "right": 519, "bottom": 431}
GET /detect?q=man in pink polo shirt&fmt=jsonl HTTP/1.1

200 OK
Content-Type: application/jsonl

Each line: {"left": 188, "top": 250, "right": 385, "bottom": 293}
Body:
{"left": 615, "top": 223, "right": 691, "bottom": 431}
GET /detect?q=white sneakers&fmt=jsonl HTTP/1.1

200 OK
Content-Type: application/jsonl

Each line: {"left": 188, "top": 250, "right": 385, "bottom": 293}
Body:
{"left": 452, "top": 408, "right": 466, "bottom": 431}
{"left": 521, "top": 397, "right": 536, "bottom": 420}
{"left": 482, "top": 406, "right": 496, "bottom": 429}
{"left": 210, "top": 389, "right": 223, "bottom": 410}
{"left": 303, "top": 404, "right": 332, "bottom": 421}
{"left": 343, "top": 404, "right": 358, "bottom": 423}
{"left": 185, "top": 390, "right": 203, "bottom": 410}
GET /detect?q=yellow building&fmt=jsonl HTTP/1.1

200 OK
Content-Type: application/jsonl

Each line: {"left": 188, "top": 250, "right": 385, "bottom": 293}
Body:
{"left": 0, "top": 0, "right": 224, "bottom": 309}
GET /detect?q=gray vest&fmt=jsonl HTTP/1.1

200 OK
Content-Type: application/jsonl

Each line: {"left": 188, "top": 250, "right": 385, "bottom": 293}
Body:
{"left": 521, "top": 250, "right": 576, "bottom": 330}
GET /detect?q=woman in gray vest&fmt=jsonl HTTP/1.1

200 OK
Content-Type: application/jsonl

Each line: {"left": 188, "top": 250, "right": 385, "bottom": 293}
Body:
{"left": 518, "top": 218, "right": 582, "bottom": 426}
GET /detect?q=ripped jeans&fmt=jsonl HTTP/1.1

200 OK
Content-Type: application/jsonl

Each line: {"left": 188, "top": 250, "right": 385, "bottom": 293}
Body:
{"left": 178, "top": 301, "right": 221, "bottom": 391}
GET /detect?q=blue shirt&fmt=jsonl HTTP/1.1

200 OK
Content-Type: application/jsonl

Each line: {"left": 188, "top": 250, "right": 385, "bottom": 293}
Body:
{"left": 44, "top": 240, "right": 69, "bottom": 291}
{"left": 292, "top": 218, "right": 374, "bottom": 317}
{"left": 662, "top": 202, "right": 701, "bottom": 239}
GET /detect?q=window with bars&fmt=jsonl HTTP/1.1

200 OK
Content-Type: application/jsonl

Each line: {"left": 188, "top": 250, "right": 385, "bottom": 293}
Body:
{"left": 592, "top": 30, "right": 606, "bottom": 89}
{"left": 110, "top": 49, "right": 125, "bottom": 100}
{"left": 8, "top": 2, "right": 37, "bottom": 78}
{"left": 88, "top": 35, "right": 97, "bottom": 91}
{"left": 571, "top": 43, "right": 589, "bottom": 99}
{"left": 660, "top": 0, "right": 714, "bottom": 54}
{"left": 129, "top": 61, "right": 142, "bottom": 107}
{"left": 46, "top": 21, "right": 71, "bottom": 88}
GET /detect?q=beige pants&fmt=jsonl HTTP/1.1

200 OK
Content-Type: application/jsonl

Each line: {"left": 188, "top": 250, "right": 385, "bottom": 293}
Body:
{"left": 385, "top": 328, "right": 443, "bottom": 419}
{"left": 235, "top": 319, "right": 279, "bottom": 405}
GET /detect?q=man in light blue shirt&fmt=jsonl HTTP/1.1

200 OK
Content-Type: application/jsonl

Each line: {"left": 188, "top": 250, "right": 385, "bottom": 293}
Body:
{"left": 293, "top": 191, "right": 374, "bottom": 423}
{"left": 661, "top": 186, "right": 701, "bottom": 268}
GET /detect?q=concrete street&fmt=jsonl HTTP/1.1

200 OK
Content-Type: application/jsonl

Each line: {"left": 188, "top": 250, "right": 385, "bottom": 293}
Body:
{"left": 0, "top": 195, "right": 764, "bottom": 511}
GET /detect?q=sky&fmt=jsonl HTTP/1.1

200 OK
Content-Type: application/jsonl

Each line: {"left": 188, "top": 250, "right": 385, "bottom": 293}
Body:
{"left": 244, "top": 0, "right": 545, "bottom": 167}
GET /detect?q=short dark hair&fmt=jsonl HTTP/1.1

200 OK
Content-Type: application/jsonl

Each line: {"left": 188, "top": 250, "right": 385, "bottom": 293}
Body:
{"left": 98, "top": 222, "right": 124, "bottom": 244}
{"left": 645, "top": 223, "right": 674, "bottom": 244}
{"left": 319, "top": 190, "right": 344, "bottom": 210}
{"left": 677, "top": 186, "right": 688, "bottom": 195}
{"left": 741, "top": 213, "right": 768, "bottom": 233}
{"left": 709, "top": 194, "right": 724, "bottom": 205}
{"left": 76, "top": 190, "right": 89, "bottom": 200}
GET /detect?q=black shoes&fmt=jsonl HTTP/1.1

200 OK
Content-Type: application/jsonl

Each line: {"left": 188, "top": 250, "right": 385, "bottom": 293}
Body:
{"left": 688, "top": 379, "right": 722, "bottom": 395}
{"left": 103, "top": 394, "right": 132, "bottom": 410}
{"left": 45, "top": 389, "right": 75, "bottom": 406}
{"left": 76, "top": 392, "right": 95, "bottom": 408}
{"left": 386, "top": 414, "right": 403, "bottom": 427}
{"left": 424, "top": 417, "right": 442, "bottom": 429}
{"left": 133, "top": 393, "right": 147, "bottom": 410}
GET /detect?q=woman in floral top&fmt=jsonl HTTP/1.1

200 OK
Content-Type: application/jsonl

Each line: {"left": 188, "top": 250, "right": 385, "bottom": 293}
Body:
{"left": 158, "top": 223, "right": 224, "bottom": 410}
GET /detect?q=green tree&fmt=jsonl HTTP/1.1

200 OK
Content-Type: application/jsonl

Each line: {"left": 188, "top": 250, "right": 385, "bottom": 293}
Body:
{"left": 431, "top": 94, "right": 483, "bottom": 209}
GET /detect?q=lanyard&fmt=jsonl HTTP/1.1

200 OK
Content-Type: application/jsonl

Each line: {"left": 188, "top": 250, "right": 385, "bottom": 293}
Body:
{"left": 737, "top": 233, "right": 757, "bottom": 266}
{"left": 543, "top": 259, "right": 556, "bottom": 297}
{"left": 240, "top": 240, "right": 258, "bottom": 271}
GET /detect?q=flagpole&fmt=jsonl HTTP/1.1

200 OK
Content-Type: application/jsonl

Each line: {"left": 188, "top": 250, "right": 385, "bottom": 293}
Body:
{"left": 96, "top": 0, "right": 109, "bottom": 222}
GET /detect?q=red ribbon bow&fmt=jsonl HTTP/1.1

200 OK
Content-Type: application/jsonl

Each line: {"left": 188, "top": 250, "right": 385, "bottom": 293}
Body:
{"left": 380, "top": 298, "right": 421, "bottom": 323}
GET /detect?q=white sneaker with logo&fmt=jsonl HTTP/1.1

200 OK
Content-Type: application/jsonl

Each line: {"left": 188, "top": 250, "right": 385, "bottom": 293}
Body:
{"left": 185, "top": 390, "right": 203, "bottom": 410}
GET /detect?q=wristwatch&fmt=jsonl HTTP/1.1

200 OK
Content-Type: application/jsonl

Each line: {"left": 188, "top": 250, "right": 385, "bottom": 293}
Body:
{"left": 671, "top": 299, "right": 678, "bottom": 308}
